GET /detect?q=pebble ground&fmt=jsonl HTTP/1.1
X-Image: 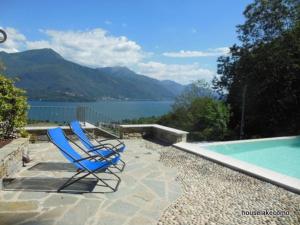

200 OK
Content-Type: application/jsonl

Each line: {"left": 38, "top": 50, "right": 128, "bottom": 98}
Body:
{"left": 144, "top": 141, "right": 300, "bottom": 225}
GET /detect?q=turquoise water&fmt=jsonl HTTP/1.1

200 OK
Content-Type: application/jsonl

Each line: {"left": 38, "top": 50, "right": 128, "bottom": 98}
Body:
{"left": 205, "top": 137, "right": 300, "bottom": 179}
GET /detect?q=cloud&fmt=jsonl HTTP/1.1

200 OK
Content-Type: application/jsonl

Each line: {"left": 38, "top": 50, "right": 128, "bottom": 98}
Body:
{"left": 136, "top": 61, "right": 215, "bottom": 84}
{"left": 27, "top": 28, "right": 144, "bottom": 67}
{"left": 0, "top": 27, "right": 27, "bottom": 53}
{"left": 163, "top": 47, "right": 229, "bottom": 58}
{"left": 0, "top": 27, "right": 216, "bottom": 84}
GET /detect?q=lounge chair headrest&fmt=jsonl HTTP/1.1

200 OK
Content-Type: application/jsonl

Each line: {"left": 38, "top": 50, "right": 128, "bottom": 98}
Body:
{"left": 47, "top": 127, "right": 83, "bottom": 166}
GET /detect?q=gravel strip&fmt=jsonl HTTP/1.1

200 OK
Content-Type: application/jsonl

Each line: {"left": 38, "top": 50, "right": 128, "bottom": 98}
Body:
{"left": 144, "top": 141, "right": 300, "bottom": 225}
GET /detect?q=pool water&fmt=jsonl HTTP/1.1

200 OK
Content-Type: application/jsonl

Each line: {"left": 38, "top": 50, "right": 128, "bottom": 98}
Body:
{"left": 205, "top": 137, "right": 300, "bottom": 179}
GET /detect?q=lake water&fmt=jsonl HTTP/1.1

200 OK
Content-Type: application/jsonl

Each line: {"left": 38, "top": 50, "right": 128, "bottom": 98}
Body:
{"left": 28, "top": 100, "right": 173, "bottom": 123}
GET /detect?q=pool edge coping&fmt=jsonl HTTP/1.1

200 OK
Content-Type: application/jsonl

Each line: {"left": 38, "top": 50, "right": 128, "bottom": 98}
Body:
{"left": 173, "top": 140, "right": 300, "bottom": 194}
{"left": 198, "top": 135, "right": 300, "bottom": 146}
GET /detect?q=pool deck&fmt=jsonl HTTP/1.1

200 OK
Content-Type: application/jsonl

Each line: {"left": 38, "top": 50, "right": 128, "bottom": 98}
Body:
{"left": 175, "top": 140, "right": 300, "bottom": 194}
{"left": 0, "top": 140, "right": 181, "bottom": 225}
{"left": 0, "top": 138, "right": 299, "bottom": 225}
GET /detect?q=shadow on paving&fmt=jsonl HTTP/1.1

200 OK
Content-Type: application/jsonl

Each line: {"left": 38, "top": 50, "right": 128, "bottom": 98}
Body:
{"left": 2, "top": 177, "right": 98, "bottom": 193}
{"left": 28, "top": 162, "right": 77, "bottom": 172}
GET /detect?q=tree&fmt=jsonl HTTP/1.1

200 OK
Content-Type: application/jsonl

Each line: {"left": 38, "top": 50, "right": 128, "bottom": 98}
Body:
{"left": 0, "top": 61, "right": 5, "bottom": 73}
{"left": 213, "top": 0, "right": 300, "bottom": 138}
{"left": 187, "top": 98, "right": 230, "bottom": 141}
{"left": 159, "top": 97, "right": 230, "bottom": 141}
{"left": 0, "top": 75, "right": 28, "bottom": 139}
{"left": 172, "top": 79, "right": 214, "bottom": 110}
{"left": 237, "top": 0, "right": 300, "bottom": 46}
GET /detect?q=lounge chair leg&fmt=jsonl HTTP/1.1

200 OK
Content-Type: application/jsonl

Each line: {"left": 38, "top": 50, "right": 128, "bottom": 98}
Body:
{"left": 105, "top": 168, "right": 121, "bottom": 191}
{"left": 119, "top": 159, "right": 126, "bottom": 171}
{"left": 110, "top": 158, "right": 126, "bottom": 172}
{"left": 58, "top": 168, "right": 118, "bottom": 193}
{"left": 58, "top": 170, "right": 89, "bottom": 192}
{"left": 90, "top": 171, "right": 119, "bottom": 192}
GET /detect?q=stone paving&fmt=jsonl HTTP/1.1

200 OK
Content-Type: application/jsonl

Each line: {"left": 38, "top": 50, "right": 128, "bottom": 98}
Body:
{"left": 0, "top": 139, "right": 182, "bottom": 225}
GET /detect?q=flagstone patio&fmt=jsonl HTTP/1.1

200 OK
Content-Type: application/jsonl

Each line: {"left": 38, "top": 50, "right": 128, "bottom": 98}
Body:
{"left": 0, "top": 139, "right": 182, "bottom": 225}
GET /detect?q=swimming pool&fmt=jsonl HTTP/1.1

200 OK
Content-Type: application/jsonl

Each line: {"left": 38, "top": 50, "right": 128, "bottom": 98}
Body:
{"left": 174, "top": 136, "right": 300, "bottom": 193}
{"left": 204, "top": 137, "right": 300, "bottom": 179}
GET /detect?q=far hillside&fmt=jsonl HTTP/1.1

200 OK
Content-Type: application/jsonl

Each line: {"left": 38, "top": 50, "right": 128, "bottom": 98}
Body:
{"left": 0, "top": 49, "right": 186, "bottom": 101}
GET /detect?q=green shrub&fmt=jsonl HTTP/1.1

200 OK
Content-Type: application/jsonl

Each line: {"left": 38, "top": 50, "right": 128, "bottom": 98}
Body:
{"left": 19, "top": 129, "right": 29, "bottom": 138}
{"left": 0, "top": 75, "right": 28, "bottom": 139}
{"left": 188, "top": 98, "right": 230, "bottom": 140}
{"left": 159, "top": 97, "right": 230, "bottom": 141}
{"left": 29, "top": 134, "right": 37, "bottom": 143}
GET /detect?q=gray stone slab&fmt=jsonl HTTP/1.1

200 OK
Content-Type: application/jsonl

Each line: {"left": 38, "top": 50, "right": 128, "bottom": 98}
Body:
{"left": 126, "top": 185, "right": 156, "bottom": 205}
{"left": 106, "top": 200, "right": 139, "bottom": 216}
{"left": 43, "top": 194, "right": 78, "bottom": 207}
{"left": 36, "top": 206, "right": 67, "bottom": 221}
{"left": 127, "top": 215, "right": 155, "bottom": 225}
{"left": 18, "top": 191, "right": 48, "bottom": 200}
{"left": 168, "top": 191, "right": 181, "bottom": 202}
{"left": 0, "top": 139, "right": 184, "bottom": 225}
{"left": 58, "top": 199, "right": 101, "bottom": 225}
{"left": 0, "top": 212, "right": 39, "bottom": 225}
{"left": 139, "top": 209, "right": 162, "bottom": 221}
{"left": 95, "top": 213, "right": 128, "bottom": 225}
{"left": 1, "top": 191, "right": 18, "bottom": 200}
{"left": 0, "top": 201, "right": 39, "bottom": 211}
{"left": 143, "top": 179, "right": 166, "bottom": 198}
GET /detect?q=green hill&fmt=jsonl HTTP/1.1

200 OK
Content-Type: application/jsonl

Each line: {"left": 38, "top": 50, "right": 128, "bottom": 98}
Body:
{"left": 0, "top": 49, "right": 184, "bottom": 101}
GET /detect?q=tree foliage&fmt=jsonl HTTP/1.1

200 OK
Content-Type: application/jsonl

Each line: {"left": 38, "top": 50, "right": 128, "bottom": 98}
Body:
{"left": 124, "top": 80, "right": 230, "bottom": 141}
{"left": 159, "top": 97, "right": 230, "bottom": 141}
{"left": 172, "top": 79, "right": 214, "bottom": 110}
{"left": 0, "top": 75, "right": 28, "bottom": 139}
{"left": 213, "top": 0, "right": 300, "bottom": 138}
{"left": 237, "top": 0, "right": 299, "bottom": 46}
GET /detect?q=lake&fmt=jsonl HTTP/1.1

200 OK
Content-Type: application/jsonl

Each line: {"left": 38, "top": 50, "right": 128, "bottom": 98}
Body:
{"left": 28, "top": 100, "right": 173, "bottom": 123}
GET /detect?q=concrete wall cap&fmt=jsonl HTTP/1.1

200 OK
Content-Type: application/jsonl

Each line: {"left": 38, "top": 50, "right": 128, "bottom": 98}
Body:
{"left": 120, "top": 124, "right": 188, "bottom": 135}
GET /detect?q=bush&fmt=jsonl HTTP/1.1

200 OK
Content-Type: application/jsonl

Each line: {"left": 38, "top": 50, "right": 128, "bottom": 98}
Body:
{"left": 187, "top": 98, "right": 230, "bottom": 140}
{"left": 158, "top": 97, "right": 230, "bottom": 141}
{"left": 0, "top": 75, "right": 28, "bottom": 139}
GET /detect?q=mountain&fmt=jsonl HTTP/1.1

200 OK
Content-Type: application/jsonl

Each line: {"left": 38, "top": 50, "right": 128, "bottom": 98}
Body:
{"left": 0, "top": 49, "right": 185, "bottom": 101}
{"left": 160, "top": 80, "right": 185, "bottom": 96}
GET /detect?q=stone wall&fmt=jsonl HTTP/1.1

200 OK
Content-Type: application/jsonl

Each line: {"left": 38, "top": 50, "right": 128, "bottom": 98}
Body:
{"left": 120, "top": 124, "right": 188, "bottom": 145}
{"left": 0, "top": 138, "right": 29, "bottom": 188}
{"left": 25, "top": 126, "right": 118, "bottom": 142}
{"left": 120, "top": 126, "right": 153, "bottom": 139}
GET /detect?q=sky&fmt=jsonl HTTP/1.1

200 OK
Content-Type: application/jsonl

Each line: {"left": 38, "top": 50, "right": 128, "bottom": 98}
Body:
{"left": 0, "top": 0, "right": 251, "bottom": 84}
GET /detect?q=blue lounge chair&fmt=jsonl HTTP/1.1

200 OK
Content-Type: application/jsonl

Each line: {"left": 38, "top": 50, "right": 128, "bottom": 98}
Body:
{"left": 69, "top": 121, "right": 126, "bottom": 171}
{"left": 48, "top": 127, "right": 121, "bottom": 192}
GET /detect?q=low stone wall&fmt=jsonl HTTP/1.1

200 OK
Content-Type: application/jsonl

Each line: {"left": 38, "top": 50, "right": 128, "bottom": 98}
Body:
{"left": 0, "top": 138, "right": 29, "bottom": 188}
{"left": 120, "top": 124, "right": 188, "bottom": 144}
{"left": 25, "top": 124, "right": 118, "bottom": 142}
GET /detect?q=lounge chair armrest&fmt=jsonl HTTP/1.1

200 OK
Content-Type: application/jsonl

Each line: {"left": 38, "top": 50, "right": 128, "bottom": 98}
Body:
{"left": 92, "top": 144, "right": 108, "bottom": 149}
{"left": 74, "top": 151, "right": 119, "bottom": 164}
{"left": 96, "top": 138, "right": 125, "bottom": 146}
{"left": 89, "top": 145, "right": 121, "bottom": 157}
{"left": 86, "top": 144, "right": 108, "bottom": 152}
{"left": 74, "top": 155, "right": 100, "bottom": 162}
{"left": 95, "top": 142, "right": 124, "bottom": 150}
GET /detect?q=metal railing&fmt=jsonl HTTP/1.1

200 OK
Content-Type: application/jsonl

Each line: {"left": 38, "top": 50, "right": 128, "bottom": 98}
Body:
{"left": 28, "top": 105, "right": 121, "bottom": 135}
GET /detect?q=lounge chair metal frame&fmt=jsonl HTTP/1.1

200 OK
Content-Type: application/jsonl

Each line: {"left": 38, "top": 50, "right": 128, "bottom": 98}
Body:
{"left": 69, "top": 121, "right": 126, "bottom": 171}
{"left": 47, "top": 129, "right": 121, "bottom": 193}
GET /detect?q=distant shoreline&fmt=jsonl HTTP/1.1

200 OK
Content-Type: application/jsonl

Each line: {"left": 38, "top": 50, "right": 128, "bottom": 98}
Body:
{"left": 28, "top": 99, "right": 174, "bottom": 103}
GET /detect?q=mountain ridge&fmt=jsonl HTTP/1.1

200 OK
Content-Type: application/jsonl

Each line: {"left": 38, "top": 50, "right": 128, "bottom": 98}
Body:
{"left": 0, "top": 49, "right": 185, "bottom": 101}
